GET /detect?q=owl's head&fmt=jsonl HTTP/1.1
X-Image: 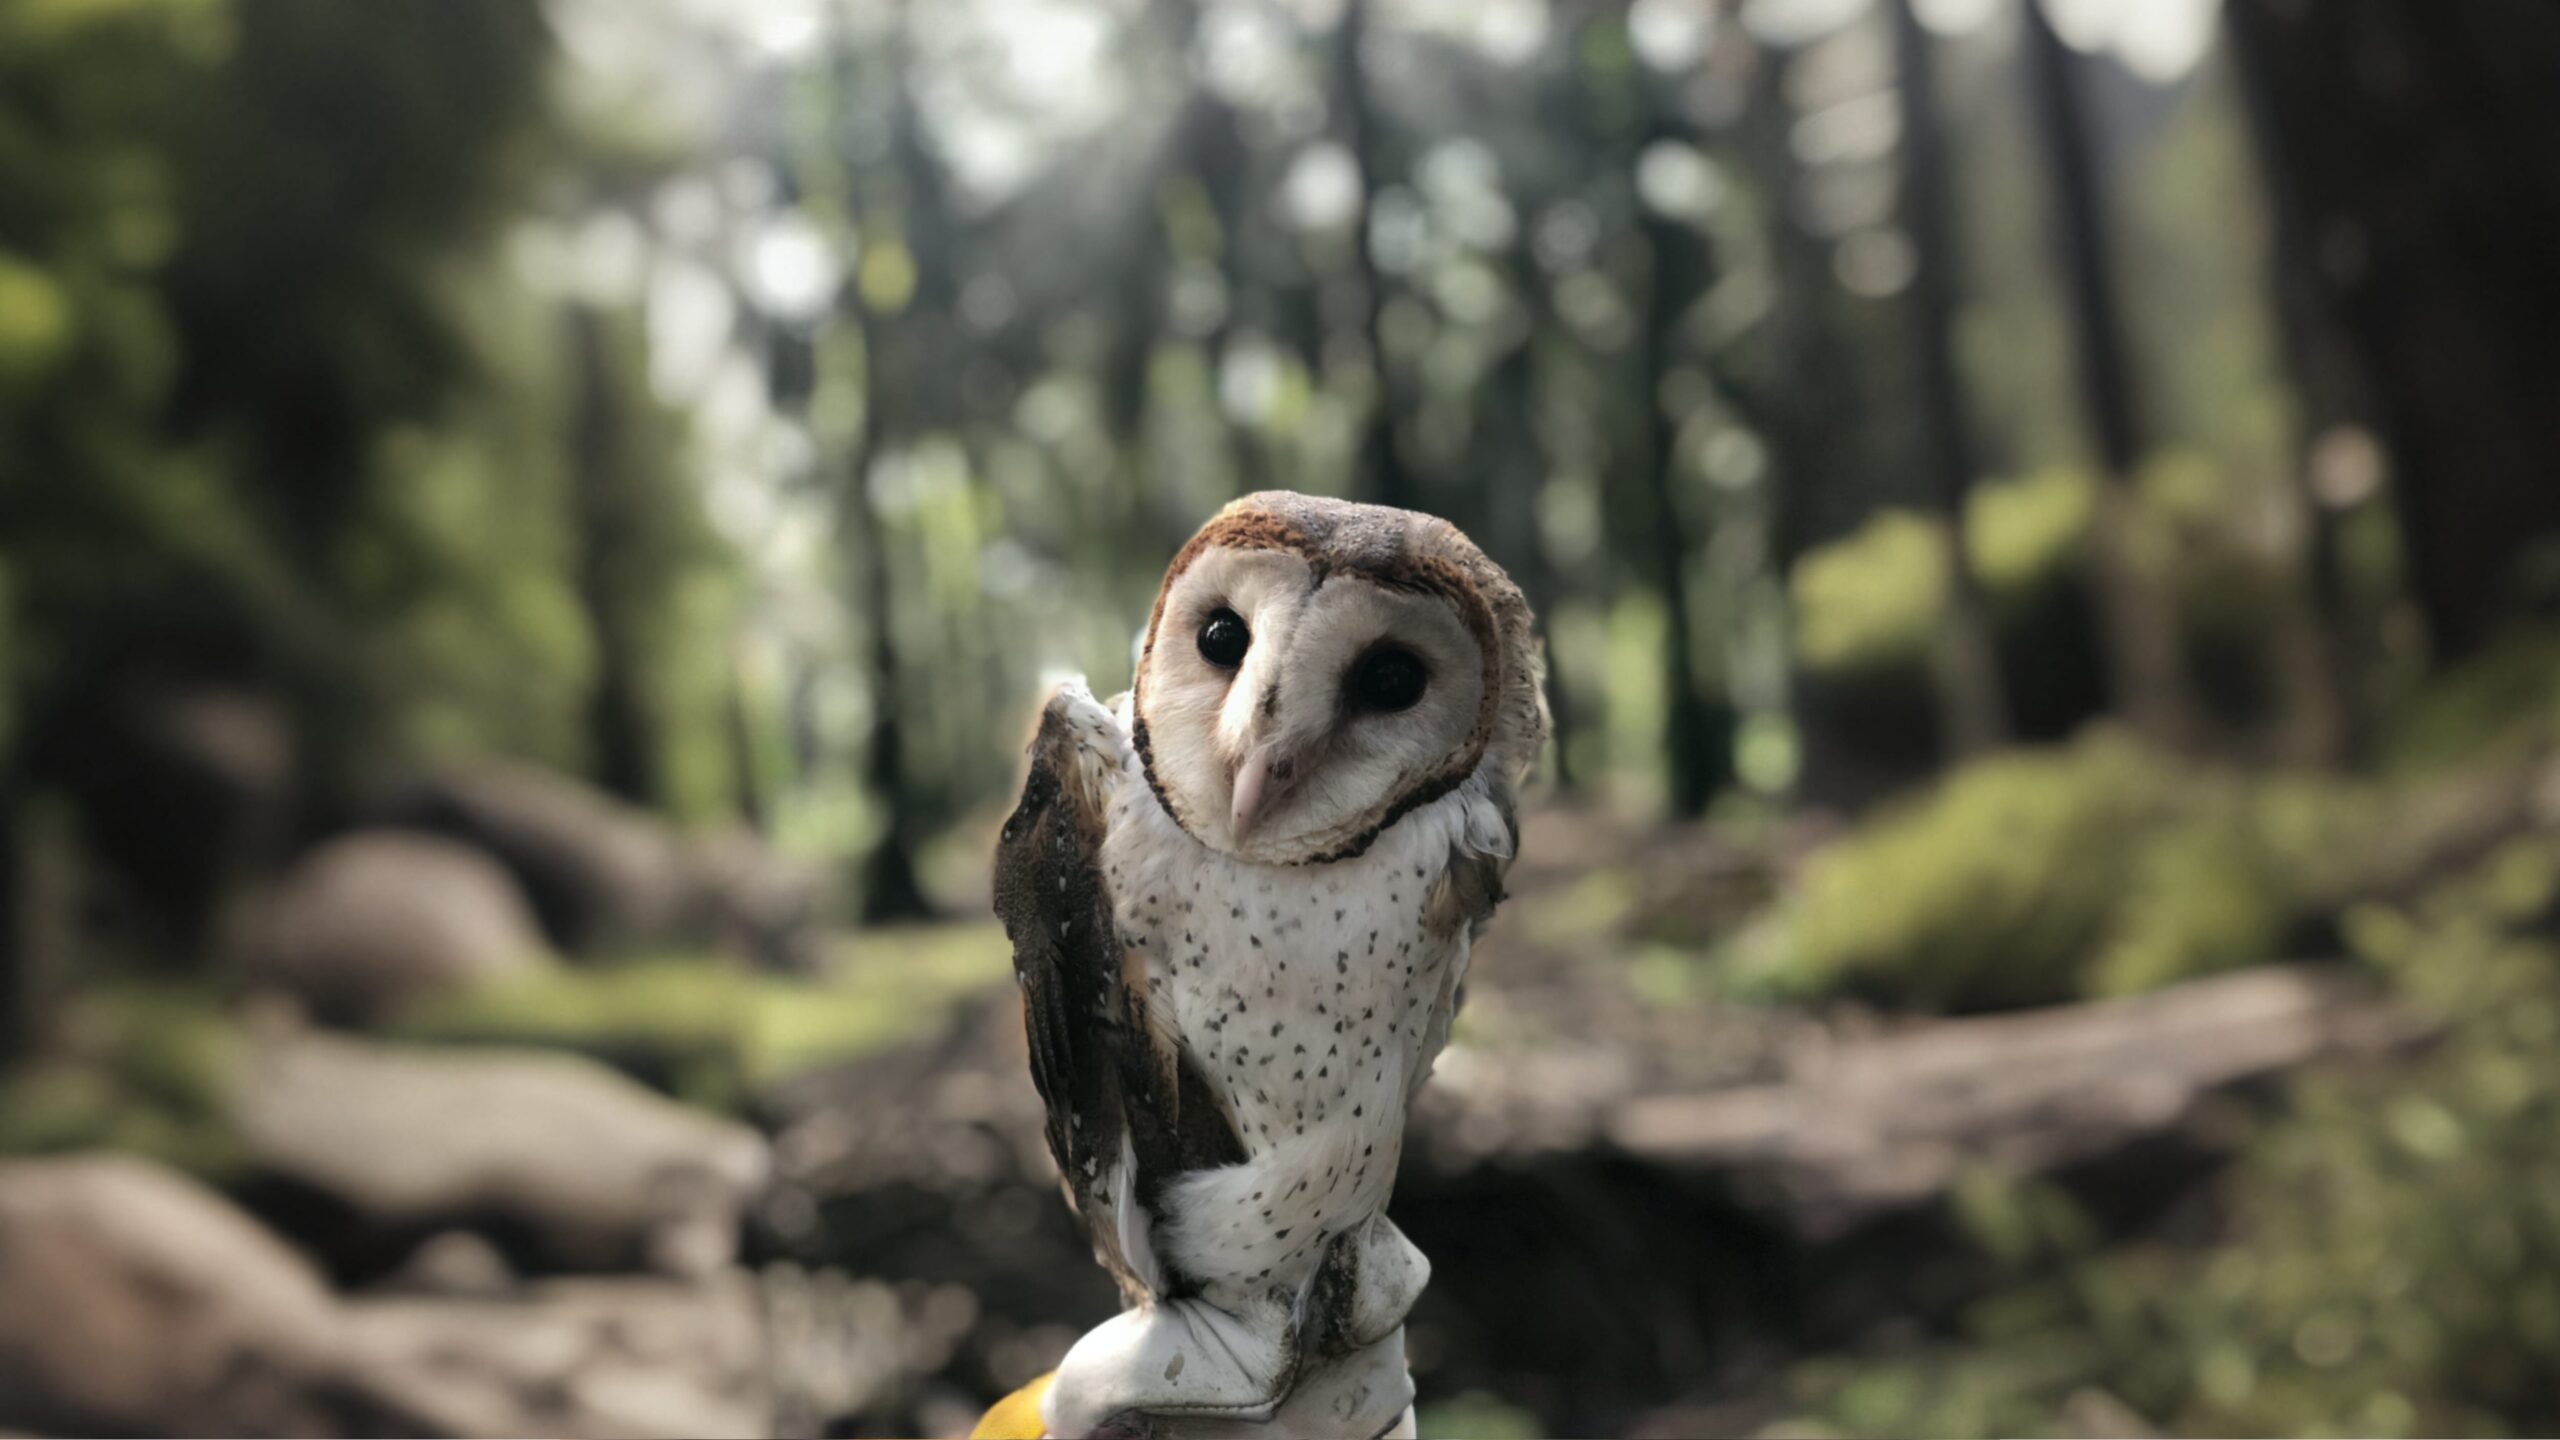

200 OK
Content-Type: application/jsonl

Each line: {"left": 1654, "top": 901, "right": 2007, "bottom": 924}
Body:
{"left": 1131, "top": 492, "right": 1548, "bottom": 866}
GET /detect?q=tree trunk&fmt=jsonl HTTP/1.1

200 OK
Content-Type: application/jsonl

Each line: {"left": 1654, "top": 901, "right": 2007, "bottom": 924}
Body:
{"left": 1888, "top": 0, "right": 2013, "bottom": 761}
{"left": 723, "top": 659, "right": 767, "bottom": 837}
{"left": 1193, "top": 82, "right": 1273, "bottom": 498}
{"left": 566, "top": 306, "right": 661, "bottom": 809}
{"left": 843, "top": 355, "right": 931, "bottom": 923}
{"left": 1732, "top": 36, "right": 1934, "bottom": 806}
{"left": 1333, "top": 0, "right": 1418, "bottom": 511}
{"left": 2018, "top": 0, "right": 2200, "bottom": 747}
{"left": 1487, "top": 257, "right": 1577, "bottom": 793}
{"left": 0, "top": 790, "right": 27, "bottom": 1066}
{"left": 1641, "top": 142, "right": 1734, "bottom": 817}
{"left": 844, "top": 7, "right": 940, "bottom": 923}
{"left": 2222, "top": 0, "right": 2560, "bottom": 666}
{"left": 2221, "top": 23, "right": 2366, "bottom": 765}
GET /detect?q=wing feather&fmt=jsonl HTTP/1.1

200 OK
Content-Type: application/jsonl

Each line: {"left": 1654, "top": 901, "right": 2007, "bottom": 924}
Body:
{"left": 994, "top": 685, "right": 1135, "bottom": 1279}
{"left": 993, "top": 681, "right": 1244, "bottom": 1299}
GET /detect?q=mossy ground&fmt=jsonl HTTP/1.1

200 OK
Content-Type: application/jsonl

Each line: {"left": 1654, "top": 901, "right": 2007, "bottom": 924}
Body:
{"left": 13, "top": 631, "right": 2560, "bottom": 1438}
{"left": 0, "top": 922, "right": 1016, "bottom": 1162}
{"left": 0, "top": 980, "right": 248, "bottom": 1177}
{"left": 1775, "top": 833, "right": 2560, "bottom": 1439}
{"left": 1722, "top": 731, "right": 2400, "bottom": 1011}
{"left": 396, "top": 921, "right": 1014, "bottom": 1108}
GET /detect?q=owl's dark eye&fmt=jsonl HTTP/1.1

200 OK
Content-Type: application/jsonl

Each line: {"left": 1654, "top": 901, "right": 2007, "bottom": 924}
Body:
{"left": 1352, "top": 647, "right": 1428, "bottom": 712}
{"left": 1198, "top": 608, "right": 1251, "bottom": 668}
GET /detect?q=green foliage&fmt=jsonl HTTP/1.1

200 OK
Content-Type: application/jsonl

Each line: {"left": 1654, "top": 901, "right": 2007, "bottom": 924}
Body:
{"left": 1786, "top": 836, "right": 2560, "bottom": 1439}
{"left": 1737, "top": 733, "right": 2162, "bottom": 1009}
{"left": 1735, "top": 731, "right": 2383, "bottom": 1010}
{"left": 356, "top": 298, "right": 592, "bottom": 772}
{"left": 0, "top": 982, "right": 245, "bottom": 1177}
{"left": 2144, "top": 843, "right": 2560, "bottom": 1436}
{"left": 2377, "top": 629, "right": 2560, "bottom": 775}
{"left": 396, "top": 924, "right": 1013, "bottom": 1108}
{"left": 0, "top": 252, "right": 74, "bottom": 390}
{"left": 2089, "top": 766, "right": 2385, "bottom": 998}
{"left": 1973, "top": 469, "right": 2102, "bottom": 613}
{"left": 0, "top": 0, "right": 756, "bottom": 877}
{"left": 0, "top": 0, "right": 575, "bottom": 784}
{"left": 1416, "top": 1390, "right": 1545, "bottom": 1440}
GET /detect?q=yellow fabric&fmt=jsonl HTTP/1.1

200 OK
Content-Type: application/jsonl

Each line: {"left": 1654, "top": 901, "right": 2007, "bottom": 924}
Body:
{"left": 971, "top": 1371, "right": 1055, "bottom": 1440}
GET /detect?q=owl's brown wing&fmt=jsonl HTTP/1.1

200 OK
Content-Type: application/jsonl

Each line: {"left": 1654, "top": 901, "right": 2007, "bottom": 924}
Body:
{"left": 994, "top": 685, "right": 1125, "bottom": 1219}
{"left": 993, "top": 682, "right": 1244, "bottom": 1299}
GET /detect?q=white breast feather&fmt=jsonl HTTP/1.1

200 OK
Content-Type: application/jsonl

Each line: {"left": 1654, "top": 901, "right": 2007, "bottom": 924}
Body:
{"left": 1093, "top": 690, "right": 1499, "bottom": 1305}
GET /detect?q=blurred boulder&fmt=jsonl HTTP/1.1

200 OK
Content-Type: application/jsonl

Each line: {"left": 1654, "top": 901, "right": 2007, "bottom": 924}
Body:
{"left": 381, "top": 763, "right": 819, "bottom": 970}
{"left": 233, "top": 1030, "right": 771, "bottom": 1276}
{"left": 0, "top": 1154, "right": 353, "bottom": 1437}
{"left": 333, "top": 1266, "right": 974, "bottom": 1439}
{"left": 378, "top": 1228, "right": 517, "bottom": 1297}
{"left": 0, "top": 1154, "right": 792, "bottom": 1438}
{"left": 338, "top": 1272, "right": 773, "bottom": 1440}
{"left": 245, "top": 830, "right": 551, "bottom": 1026}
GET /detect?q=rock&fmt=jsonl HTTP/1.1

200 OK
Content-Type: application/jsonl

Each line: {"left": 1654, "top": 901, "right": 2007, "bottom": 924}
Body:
{"left": 233, "top": 1030, "right": 771, "bottom": 1276}
{"left": 378, "top": 1229, "right": 517, "bottom": 1297}
{"left": 0, "top": 1155, "right": 961, "bottom": 1439}
{"left": 0, "top": 1154, "right": 353, "bottom": 1437}
{"left": 379, "top": 763, "right": 819, "bottom": 970}
{"left": 337, "top": 1273, "right": 773, "bottom": 1440}
{"left": 246, "top": 831, "right": 551, "bottom": 1025}
{"left": 685, "top": 823, "right": 824, "bottom": 972}
{"left": 332, "top": 1266, "right": 975, "bottom": 1440}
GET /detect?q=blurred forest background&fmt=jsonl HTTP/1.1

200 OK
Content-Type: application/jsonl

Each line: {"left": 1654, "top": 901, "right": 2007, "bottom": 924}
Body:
{"left": 8, "top": 0, "right": 2560, "bottom": 1435}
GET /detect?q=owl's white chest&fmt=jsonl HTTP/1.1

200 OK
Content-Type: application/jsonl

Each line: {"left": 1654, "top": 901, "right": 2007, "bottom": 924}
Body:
{"left": 1097, "top": 750, "right": 1471, "bottom": 1292}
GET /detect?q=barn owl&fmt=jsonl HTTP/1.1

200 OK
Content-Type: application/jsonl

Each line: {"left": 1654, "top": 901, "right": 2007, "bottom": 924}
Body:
{"left": 993, "top": 493, "right": 1548, "bottom": 1438}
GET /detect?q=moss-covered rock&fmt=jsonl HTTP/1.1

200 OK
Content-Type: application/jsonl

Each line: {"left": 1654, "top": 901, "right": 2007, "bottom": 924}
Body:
{"left": 396, "top": 923, "right": 1011, "bottom": 1108}
{"left": 1787, "top": 472, "right": 2113, "bottom": 803}
{"left": 0, "top": 924, "right": 1012, "bottom": 1176}
{"left": 0, "top": 982, "right": 248, "bottom": 1178}
{"left": 1733, "top": 731, "right": 2389, "bottom": 1011}
{"left": 1792, "top": 469, "right": 2100, "bottom": 682}
{"left": 1794, "top": 510, "right": 1949, "bottom": 678}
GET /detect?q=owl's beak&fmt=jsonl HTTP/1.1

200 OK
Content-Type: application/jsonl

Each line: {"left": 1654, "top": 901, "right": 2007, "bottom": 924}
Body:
{"left": 1229, "top": 741, "right": 1302, "bottom": 841}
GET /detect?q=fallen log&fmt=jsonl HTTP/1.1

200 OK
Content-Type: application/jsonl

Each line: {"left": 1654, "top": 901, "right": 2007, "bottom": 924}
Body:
{"left": 1593, "top": 963, "right": 2424, "bottom": 1236}
{"left": 774, "top": 962, "right": 2424, "bottom": 1247}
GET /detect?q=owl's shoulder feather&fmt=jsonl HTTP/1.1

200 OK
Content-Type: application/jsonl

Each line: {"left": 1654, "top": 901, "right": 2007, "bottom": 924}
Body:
{"left": 994, "top": 678, "right": 1244, "bottom": 1302}
{"left": 993, "top": 681, "right": 1127, "bottom": 1212}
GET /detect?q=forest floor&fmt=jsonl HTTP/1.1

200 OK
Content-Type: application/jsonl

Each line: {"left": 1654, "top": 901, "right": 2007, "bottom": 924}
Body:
{"left": 762, "top": 800, "right": 2423, "bottom": 1437}
{"left": 4, "top": 741, "right": 2541, "bottom": 1437}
